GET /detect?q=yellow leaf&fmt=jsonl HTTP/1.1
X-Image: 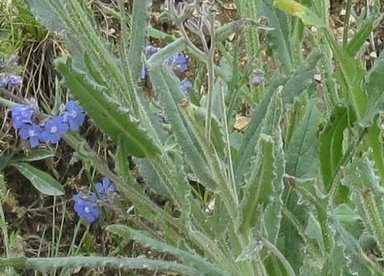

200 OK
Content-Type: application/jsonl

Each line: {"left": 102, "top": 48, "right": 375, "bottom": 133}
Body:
{"left": 273, "top": 0, "right": 325, "bottom": 27}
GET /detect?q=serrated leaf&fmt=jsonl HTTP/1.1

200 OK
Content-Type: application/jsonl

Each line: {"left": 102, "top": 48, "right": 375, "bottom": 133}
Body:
{"left": 12, "top": 163, "right": 64, "bottom": 196}
{"left": 55, "top": 56, "right": 159, "bottom": 158}
{"left": 234, "top": 86, "right": 282, "bottom": 186}
{"left": 17, "top": 256, "right": 198, "bottom": 275}
{"left": 122, "top": 227, "right": 225, "bottom": 275}
{"left": 240, "top": 135, "right": 275, "bottom": 233}
{"left": 148, "top": 65, "right": 217, "bottom": 190}
{"left": 342, "top": 153, "right": 384, "bottom": 257}
{"left": 281, "top": 48, "right": 322, "bottom": 106}
{"left": 135, "top": 159, "right": 170, "bottom": 197}
{"left": 286, "top": 99, "right": 321, "bottom": 178}
{"left": 365, "top": 49, "right": 384, "bottom": 121}
{"left": 334, "top": 204, "right": 363, "bottom": 239}
{"left": 254, "top": 0, "right": 293, "bottom": 72}
{"left": 127, "top": 0, "right": 151, "bottom": 80}
{"left": 27, "top": 0, "right": 135, "bottom": 106}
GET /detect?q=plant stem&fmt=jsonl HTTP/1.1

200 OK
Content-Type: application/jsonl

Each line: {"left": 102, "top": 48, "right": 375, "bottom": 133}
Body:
{"left": 343, "top": 0, "right": 353, "bottom": 46}
{"left": 204, "top": 13, "right": 216, "bottom": 140}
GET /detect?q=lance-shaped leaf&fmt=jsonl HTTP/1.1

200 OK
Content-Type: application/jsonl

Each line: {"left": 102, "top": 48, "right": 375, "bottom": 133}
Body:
{"left": 273, "top": 0, "right": 325, "bottom": 27}
{"left": 235, "top": 49, "right": 321, "bottom": 185}
{"left": 148, "top": 65, "right": 218, "bottom": 190}
{"left": 127, "top": 0, "right": 152, "bottom": 81}
{"left": 286, "top": 99, "right": 321, "bottom": 179}
{"left": 107, "top": 225, "right": 226, "bottom": 275}
{"left": 12, "top": 163, "right": 64, "bottom": 196}
{"left": 342, "top": 152, "right": 384, "bottom": 258}
{"left": 56, "top": 56, "right": 159, "bottom": 158}
{"left": 239, "top": 134, "right": 276, "bottom": 234}
{"left": 0, "top": 256, "right": 199, "bottom": 275}
{"left": 254, "top": 0, "right": 293, "bottom": 72}
{"left": 365, "top": 49, "right": 384, "bottom": 122}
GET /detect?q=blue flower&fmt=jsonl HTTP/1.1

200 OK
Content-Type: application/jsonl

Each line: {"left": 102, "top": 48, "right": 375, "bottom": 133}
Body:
{"left": 8, "top": 75, "right": 22, "bottom": 88}
{"left": 140, "top": 65, "right": 148, "bottom": 80}
{"left": 72, "top": 193, "right": 100, "bottom": 223}
{"left": 95, "top": 177, "right": 116, "bottom": 200}
{"left": 0, "top": 73, "right": 22, "bottom": 89}
{"left": 144, "top": 45, "right": 159, "bottom": 57}
{"left": 11, "top": 104, "right": 34, "bottom": 129}
{"left": 63, "top": 100, "right": 85, "bottom": 131}
{"left": 19, "top": 123, "right": 42, "bottom": 148}
{"left": 165, "top": 53, "right": 188, "bottom": 73}
{"left": 39, "top": 115, "right": 69, "bottom": 143}
{"left": 180, "top": 80, "right": 192, "bottom": 92}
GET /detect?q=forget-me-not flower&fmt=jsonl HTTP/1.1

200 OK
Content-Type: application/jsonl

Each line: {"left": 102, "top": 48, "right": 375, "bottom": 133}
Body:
{"left": 72, "top": 193, "right": 100, "bottom": 223}
{"left": 11, "top": 104, "right": 34, "bottom": 129}
{"left": 95, "top": 177, "right": 116, "bottom": 200}
{"left": 165, "top": 53, "right": 188, "bottom": 73}
{"left": 39, "top": 115, "right": 69, "bottom": 143}
{"left": 180, "top": 80, "right": 193, "bottom": 92}
{"left": 18, "top": 123, "right": 42, "bottom": 148}
{"left": 63, "top": 100, "right": 85, "bottom": 131}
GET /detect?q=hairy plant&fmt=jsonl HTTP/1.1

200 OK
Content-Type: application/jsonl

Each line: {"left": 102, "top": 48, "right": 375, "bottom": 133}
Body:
{"left": 1, "top": 0, "right": 384, "bottom": 275}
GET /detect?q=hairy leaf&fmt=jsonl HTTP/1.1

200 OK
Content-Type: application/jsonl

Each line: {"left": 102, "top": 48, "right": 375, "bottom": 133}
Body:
{"left": 56, "top": 56, "right": 159, "bottom": 158}
{"left": 12, "top": 163, "right": 64, "bottom": 196}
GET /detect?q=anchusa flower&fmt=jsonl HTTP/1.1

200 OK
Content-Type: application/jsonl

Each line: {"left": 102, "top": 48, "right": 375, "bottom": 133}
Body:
{"left": 140, "top": 44, "right": 189, "bottom": 79}
{"left": 18, "top": 123, "right": 43, "bottom": 148}
{"left": 180, "top": 79, "right": 193, "bottom": 92}
{"left": 72, "top": 177, "right": 116, "bottom": 223}
{"left": 72, "top": 194, "right": 100, "bottom": 223}
{"left": 165, "top": 53, "right": 188, "bottom": 73}
{"left": 250, "top": 69, "right": 264, "bottom": 87}
{"left": 10, "top": 100, "right": 85, "bottom": 148}
{"left": 11, "top": 104, "right": 34, "bottom": 129}
{"left": 39, "top": 115, "right": 69, "bottom": 143}
{"left": 63, "top": 100, "right": 85, "bottom": 131}
{"left": 0, "top": 73, "right": 22, "bottom": 89}
{"left": 95, "top": 177, "right": 116, "bottom": 200}
{"left": 0, "top": 55, "right": 22, "bottom": 89}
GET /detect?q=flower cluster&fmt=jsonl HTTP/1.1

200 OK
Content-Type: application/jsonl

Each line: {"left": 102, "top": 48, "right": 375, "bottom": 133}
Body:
{"left": 140, "top": 45, "right": 193, "bottom": 93}
{"left": 0, "top": 74, "right": 22, "bottom": 89}
{"left": 72, "top": 177, "right": 116, "bottom": 223}
{"left": 0, "top": 55, "right": 22, "bottom": 89}
{"left": 11, "top": 100, "right": 85, "bottom": 148}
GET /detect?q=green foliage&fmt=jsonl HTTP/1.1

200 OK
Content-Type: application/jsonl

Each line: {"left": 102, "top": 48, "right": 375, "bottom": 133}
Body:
{"left": 1, "top": 0, "right": 384, "bottom": 274}
{"left": 0, "top": 0, "right": 45, "bottom": 56}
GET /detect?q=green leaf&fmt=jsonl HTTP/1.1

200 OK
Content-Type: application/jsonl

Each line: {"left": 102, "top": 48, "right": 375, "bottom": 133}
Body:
{"left": 27, "top": 0, "right": 135, "bottom": 106}
{"left": 365, "top": 49, "right": 384, "bottom": 121}
{"left": 346, "top": 16, "right": 374, "bottom": 57}
{"left": 148, "top": 65, "right": 217, "bottom": 190}
{"left": 342, "top": 152, "right": 384, "bottom": 257}
{"left": 108, "top": 226, "right": 225, "bottom": 275}
{"left": 234, "top": 85, "right": 282, "bottom": 186}
{"left": 253, "top": 0, "right": 293, "bottom": 72}
{"left": 334, "top": 204, "right": 363, "bottom": 239}
{"left": 240, "top": 135, "right": 275, "bottom": 234}
{"left": 281, "top": 48, "right": 322, "bottom": 106}
{"left": 10, "top": 256, "right": 198, "bottom": 275}
{"left": 320, "top": 106, "right": 354, "bottom": 190}
{"left": 127, "top": 0, "right": 151, "bottom": 81}
{"left": 273, "top": 0, "right": 325, "bottom": 27}
{"left": 56, "top": 56, "right": 160, "bottom": 158}
{"left": 12, "top": 163, "right": 64, "bottom": 196}
{"left": 10, "top": 149, "right": 54, "bottom": 162}
{"left": 286, "top": 99, "right": 321, "bottom": 178}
